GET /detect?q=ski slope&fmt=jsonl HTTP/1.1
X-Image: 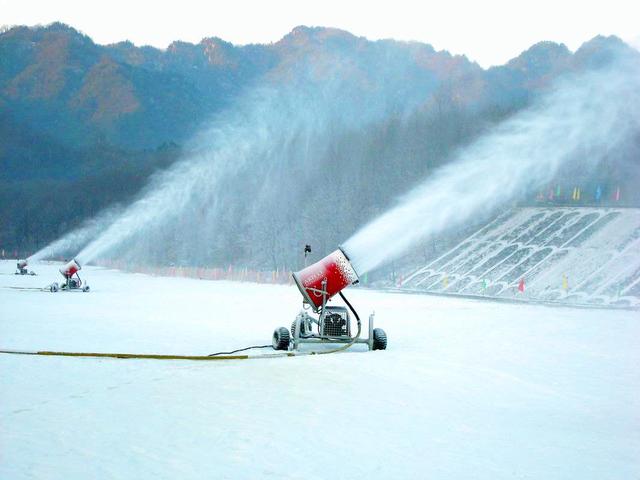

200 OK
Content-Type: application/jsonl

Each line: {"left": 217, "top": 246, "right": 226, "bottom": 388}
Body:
{"left": 1, "top": 260, "right": 638, "bottom": 479}
{"left": 402, "top": 207, "right": 640, "bottom": 307}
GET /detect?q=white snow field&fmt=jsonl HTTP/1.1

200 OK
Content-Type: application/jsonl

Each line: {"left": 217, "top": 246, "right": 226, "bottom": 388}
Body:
{"left": 1, "top": 260, "right": 638, "bottom": 479}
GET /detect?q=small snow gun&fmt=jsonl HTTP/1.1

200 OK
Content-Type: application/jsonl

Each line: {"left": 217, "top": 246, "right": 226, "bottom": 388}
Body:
{"left": 16, "top": 259, "right": 36, "bottom": 276}
{"left": 271, "top": 247, "right": 387, "bottom": 352}
{"left": 49, "top": 259, "right": 89, "bottom": 292}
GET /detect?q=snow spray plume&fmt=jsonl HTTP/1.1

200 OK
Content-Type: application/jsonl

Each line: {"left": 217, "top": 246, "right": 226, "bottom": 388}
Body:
{"left": 28, "top": 206, "right": 122, "bottom": 262}
{"left": 53, "top": 44, "right": 432, "bottom": 266}
{"left": 343, "top": 58, "right": 640, "bottom": 275}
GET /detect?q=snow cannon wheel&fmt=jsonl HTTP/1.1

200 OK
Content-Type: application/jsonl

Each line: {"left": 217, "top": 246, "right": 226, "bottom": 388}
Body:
{"left": 290, "top": 319, "right": 309, "bottom": 338}
{"left": 372, "top": 328, "right": 387, "bottom": 350}
{"left": 50, "top": 283, "right": 59, "bottom": 293}
{"left": 82, "top": 285, "right": 90, "bottom": 292}
{"left": 272, "top": 327, "right": 290, "bottom": 351}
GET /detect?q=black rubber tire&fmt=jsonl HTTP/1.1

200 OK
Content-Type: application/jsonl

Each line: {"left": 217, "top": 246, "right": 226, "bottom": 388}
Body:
{"left": 50, "top": 283, "right": 59, "bottom": 293}
{"left": 272, "top": 327, "right": 290, "bottom": 350}
{"left": 82, "top": 285, "right": 90, "bottom": 292}
{"left": 372, "top": 328, "right": 387, "bottom": 350}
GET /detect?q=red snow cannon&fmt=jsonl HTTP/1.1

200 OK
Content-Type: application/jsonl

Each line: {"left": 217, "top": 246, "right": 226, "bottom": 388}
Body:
{"left": 15, "top": 259, "right": 35, "bottom": 275}
{"left": 271, "top": 246, "right": 387, "bottom": 352}
{"left": 49, "top": 258, "right": 89, "bottom": 292}
{"left": 292, "top": 247, "right": 359, "bottom": 312}
{"left": 60, "top": 259, "right": 81, "bottom": 278}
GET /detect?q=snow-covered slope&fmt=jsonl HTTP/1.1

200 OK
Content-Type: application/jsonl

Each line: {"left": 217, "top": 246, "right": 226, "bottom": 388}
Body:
{"left": 402, "top": 207, "right": 640, "bottom": 307}
{"left": 1, "top": 261, "right": 638, "bottom": 479}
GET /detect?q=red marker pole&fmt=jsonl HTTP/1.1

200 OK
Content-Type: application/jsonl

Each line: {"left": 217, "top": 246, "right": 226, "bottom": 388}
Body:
{"left": 518, "top": 278, "right": 525, "bottom": 293}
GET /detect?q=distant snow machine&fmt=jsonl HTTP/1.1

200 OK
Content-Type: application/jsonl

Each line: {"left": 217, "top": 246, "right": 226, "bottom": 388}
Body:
{"left": 272, "top": 247, "right": 387, "bottom": 352}
{"left": 15, "top": 259, "right": 36, "bottom": 276}
{"left": 49, "top": 259, "right": 90, "bottom": 293}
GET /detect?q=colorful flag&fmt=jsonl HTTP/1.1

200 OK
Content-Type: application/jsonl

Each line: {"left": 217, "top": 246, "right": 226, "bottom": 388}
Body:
{"left": 562, "top": 274, "right": 568, "bottom": 291}
{"left": 442, "top": 275, "right": 449, "bottom": 288}
{"left": 518, "top": 278, "right": 525, "bottom": 293}
{"left": 595, "top": 185, "right": 602, "bottom": 202}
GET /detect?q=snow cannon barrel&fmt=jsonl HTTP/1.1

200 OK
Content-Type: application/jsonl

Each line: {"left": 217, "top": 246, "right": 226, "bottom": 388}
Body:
{"left": 60, "top": 259, "right": 81, "bottom": 278}
{"left": 17, "top": 259, "right": 28, "bottom": 270}
{"left": 292, "top": 247, "right": 359, "bottom": 312}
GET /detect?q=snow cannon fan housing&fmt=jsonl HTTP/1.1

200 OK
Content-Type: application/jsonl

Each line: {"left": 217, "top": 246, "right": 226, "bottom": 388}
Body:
{"left": 292, "top": 247, "right": 359, "bottom": 312}
{"left": 60, "top": 259, "right": 81, "bottom": 278}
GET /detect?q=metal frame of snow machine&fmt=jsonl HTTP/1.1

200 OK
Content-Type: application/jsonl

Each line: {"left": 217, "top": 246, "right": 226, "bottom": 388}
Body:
{"left": 49, "top": 271, "right": 90, "bottom": 293}
{"left": 272, "top": 278, "right": 387, "bottom": 352}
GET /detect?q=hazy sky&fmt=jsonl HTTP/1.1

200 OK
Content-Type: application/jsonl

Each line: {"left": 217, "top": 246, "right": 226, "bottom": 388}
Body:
{"left": 2, "top": 0, "right": 638, "bottom": 67}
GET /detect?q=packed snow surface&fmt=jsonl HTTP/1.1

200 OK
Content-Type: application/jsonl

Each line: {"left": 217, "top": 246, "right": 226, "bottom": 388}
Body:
{"left": 1, "top": 260, "right": 638, "bottom": 479}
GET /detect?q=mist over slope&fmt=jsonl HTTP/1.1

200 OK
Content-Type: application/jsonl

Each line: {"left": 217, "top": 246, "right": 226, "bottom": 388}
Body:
{"left": 343, "top": 55, "right": 640, "bottom": 274}
{"left": 2, "top": 24, "right": 639, "bottom": 270}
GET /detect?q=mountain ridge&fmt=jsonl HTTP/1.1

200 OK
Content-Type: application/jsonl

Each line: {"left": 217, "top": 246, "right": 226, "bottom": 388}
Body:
{"left": 1, "top": 23, "right": 637, "bottom": 259}
{"left": 2, "top": 23, "right": 633, "bottom": 152}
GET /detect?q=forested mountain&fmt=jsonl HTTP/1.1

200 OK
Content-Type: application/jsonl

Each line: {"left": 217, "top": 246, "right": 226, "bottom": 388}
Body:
{"left": 1, "top": 23, "right": 638, "bottom": 263}
{"left": 1, "top": 23, "right": 483, "bottom": 152}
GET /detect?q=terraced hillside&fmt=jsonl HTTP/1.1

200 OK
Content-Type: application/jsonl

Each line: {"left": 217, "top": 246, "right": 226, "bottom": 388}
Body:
{"left": 401, "top": 207, "right": 640, "bottom": 307}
